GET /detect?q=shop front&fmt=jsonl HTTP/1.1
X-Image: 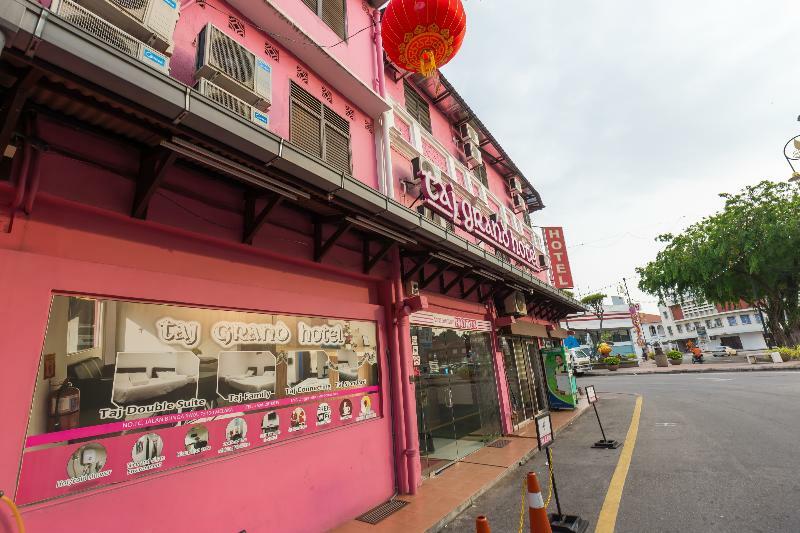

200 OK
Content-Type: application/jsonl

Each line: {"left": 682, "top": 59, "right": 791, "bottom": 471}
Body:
{"left": 409, "top": 311, "right": 502, "bottom": 477}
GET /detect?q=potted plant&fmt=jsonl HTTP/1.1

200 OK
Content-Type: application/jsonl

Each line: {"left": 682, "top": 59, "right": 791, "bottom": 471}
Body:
{"left": 667, "top": 350, "right": 683, "bottom": 365}
{"left": 604, "top": 356, "right": 620, "bottom": 371}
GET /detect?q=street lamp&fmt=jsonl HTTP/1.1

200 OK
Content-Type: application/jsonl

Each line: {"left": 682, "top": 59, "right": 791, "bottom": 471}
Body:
{"left": 782, "top": 134, "right": 800, "bottom": 182}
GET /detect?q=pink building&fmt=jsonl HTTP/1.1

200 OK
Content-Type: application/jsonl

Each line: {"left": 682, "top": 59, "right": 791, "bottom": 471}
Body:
{"left": 0, "top": 0, "right": 583, "bottom": 531}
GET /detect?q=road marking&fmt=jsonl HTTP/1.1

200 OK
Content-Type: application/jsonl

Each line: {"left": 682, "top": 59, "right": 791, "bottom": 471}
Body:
{"left": 655, "top": 422, "right": 676, "bottom": 427}
{"left": 696, "top": 377, "right": 733, "bottom": 381}
{"left": 595, "top": 395, "right": 643, "bottom": 533}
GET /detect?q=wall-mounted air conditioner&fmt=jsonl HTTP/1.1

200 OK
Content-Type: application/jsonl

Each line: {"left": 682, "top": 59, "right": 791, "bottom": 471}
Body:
{"left": 538, "top": 254, "right": 548, "bottom": 269}
{"left": 196, "top": 24, "right": 272, "bottom": 112}
{"left": 405, "top": 280, "right": 420, "bottom": 296}
{"left": 511, "top": 192, "right": 526, "bottom": 213}
{"left": 508, "top": 176, "right": 522, "bottom": 192}
{"left": 196, "top": 79, "right": 269, "bottom": 129}
{"left": 463, "top": 141, "right": 483, "bottom": 168}
{"left": 500, "top": 291, "right": 527, "bottom": 317}
{"left": 74, "top": 0, "right": 180, "bottom": 55}
{"left": 458, "top": 122, "right": 479, "bottom": 145}
{"left": 408, "top": 155, "right": 439, "bottom": 187}
{"left": 53, "top": 0, "right": 170, "bottom": 73}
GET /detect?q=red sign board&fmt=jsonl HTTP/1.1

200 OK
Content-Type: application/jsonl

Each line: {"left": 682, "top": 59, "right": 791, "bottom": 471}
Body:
{"left": 543, "top": 227, "right": 574, "bottom": 289}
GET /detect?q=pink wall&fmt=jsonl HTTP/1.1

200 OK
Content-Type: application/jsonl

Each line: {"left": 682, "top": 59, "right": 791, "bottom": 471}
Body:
{"left": 0, "top": 186, "right": 395, "bottom": 532}
{"left": 169, "top": 0, "right": 379, "bottom": 189}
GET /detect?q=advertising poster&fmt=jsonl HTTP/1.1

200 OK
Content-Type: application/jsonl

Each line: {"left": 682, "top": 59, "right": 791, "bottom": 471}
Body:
{"left": 542, "top": 347, "right": 577, "bottom": 409}
{"left": 17, "top": 295, "right": 382, "bottom": 505}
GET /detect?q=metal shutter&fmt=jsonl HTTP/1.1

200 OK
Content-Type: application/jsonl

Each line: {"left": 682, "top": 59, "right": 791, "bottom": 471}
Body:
{"left": 301, "top": 0, "right": 317, "bottom": 11}
{"left": 325, "top": 124, "right": 351, "bottom": 174}
{"left": 321, "top": 0, "right": 346, "bottom": 40}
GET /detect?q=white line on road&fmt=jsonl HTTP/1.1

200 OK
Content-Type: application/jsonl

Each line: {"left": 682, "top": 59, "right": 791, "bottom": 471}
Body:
{"left": 696, "top": 377, "right": 733, "bottom": 381}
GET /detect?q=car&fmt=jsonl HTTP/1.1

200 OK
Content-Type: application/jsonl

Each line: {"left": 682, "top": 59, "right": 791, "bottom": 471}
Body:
{"left": 703, "top": 345, "right": 737, "bottom": 357}
{"left": 570, "top": 347, "right": 593, "bottom": 375}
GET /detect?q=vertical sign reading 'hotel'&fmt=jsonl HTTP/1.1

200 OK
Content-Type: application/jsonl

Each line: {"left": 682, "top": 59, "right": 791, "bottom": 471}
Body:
{"left": 543, "top": 227, "right": 574, "bottom": 289}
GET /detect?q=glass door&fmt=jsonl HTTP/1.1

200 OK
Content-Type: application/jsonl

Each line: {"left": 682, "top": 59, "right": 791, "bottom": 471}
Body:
{"left": 527, "top": 340, "right": 548, "bottom": 413}
{"left": 412, "top": 326, "right": 501, "bottom": 477}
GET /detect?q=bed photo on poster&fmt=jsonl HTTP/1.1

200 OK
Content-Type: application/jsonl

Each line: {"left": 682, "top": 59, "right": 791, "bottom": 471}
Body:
{"left": 217, "top": 351, "right": 277, "bottom": 401}
{"left": 111, "top": 352, "right": 200, "bottom": 407}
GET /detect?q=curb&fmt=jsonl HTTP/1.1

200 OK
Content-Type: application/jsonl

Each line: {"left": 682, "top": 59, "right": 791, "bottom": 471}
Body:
{"left": 427, "top": 403, "right": 592, "bottom": 533}
{"left": 582, "top": 365, "right": 800, "bottom": 377}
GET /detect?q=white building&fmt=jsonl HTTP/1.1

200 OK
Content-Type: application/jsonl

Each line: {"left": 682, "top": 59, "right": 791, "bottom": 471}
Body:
{"left": 564, "top": 296, "right": 639, "bottom": 357}
{"left": 659, "top": 297, "right": 767, "bottom": 351}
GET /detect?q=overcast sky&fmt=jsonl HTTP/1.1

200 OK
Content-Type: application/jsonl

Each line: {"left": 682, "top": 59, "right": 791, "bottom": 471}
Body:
{"left": 442, "top": 0, "right": 799, "bottom": 312}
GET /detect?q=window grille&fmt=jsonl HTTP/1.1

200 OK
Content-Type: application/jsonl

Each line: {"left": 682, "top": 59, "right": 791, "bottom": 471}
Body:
{"left": 301, "top": 0, "right": 347, "bottom": 40}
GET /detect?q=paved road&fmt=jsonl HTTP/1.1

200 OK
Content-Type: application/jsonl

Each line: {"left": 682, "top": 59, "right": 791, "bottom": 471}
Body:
{"left": 444, "top": 372, "right": 800, "bottom": 532}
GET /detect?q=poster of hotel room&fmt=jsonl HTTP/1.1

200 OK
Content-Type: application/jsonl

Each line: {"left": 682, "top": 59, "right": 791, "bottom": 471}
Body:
{"left": 17, "top": 295, "right": 381, "bottom": 505}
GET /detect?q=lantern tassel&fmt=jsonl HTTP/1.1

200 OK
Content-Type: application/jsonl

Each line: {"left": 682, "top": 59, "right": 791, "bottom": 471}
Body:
{"left": 420, "top": 49, "right": 437, "bottom": 78}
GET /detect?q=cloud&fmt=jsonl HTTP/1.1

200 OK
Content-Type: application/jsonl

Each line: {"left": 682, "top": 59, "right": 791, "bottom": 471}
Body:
{"left": 443, "top": 0, "right": 800, "bottom": 310}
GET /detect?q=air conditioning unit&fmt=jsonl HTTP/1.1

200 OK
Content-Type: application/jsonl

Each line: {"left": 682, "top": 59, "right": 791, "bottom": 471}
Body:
{"left": 53, "top": 0, "right": 170, "bottom": 73}
{"left": 417, "top": 205, "right": 447, "bottom": 228}
{"left": 73, "top": 0, "right": 180, "bottom": 55}
{"left": 458, "top": 122, "right": 479, "bottom": 145}
{"left": 538, "top": 254, "right": 548, "bottom": 268}
{"left": 196, "top": 24, "right": 272, "bottom": 112}
{"left": 405, "top": 280, "right": 420, "bottom": 296}
{"left": 463, "top": 141, "right": 483, "bottom": 167}
{"left": 508, "top": 176, "right": 522, "bottom": 192}
{"left": 196, "top": 79, "right": 269, "bottom": 129}
{"left": 409, "top": 155, "right": 439, "bottom": 186}
{"left": 500, "top": 291, "right": 527, "bottom": 317}
{"left": 511, "top": 192, "right": 526, "bottom": 213}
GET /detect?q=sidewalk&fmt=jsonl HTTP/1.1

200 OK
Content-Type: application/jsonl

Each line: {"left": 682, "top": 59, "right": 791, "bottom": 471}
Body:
{"left": 584, "top": 360, "right": 800, "bottom": 376}
{"left": 332, "top": 399, "right": 590, "bottom": 533}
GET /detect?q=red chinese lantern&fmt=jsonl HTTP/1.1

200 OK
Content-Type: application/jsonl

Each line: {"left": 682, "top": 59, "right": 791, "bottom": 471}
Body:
{"left": 382, "top": 0, "right": 467, "bottom": 78}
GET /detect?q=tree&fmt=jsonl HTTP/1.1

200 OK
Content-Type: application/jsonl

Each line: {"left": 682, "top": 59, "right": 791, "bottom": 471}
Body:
{"left": 637, "top": 180, "right": 800, "bottom": 347}
{"left": 580, "top": 293, "right": 607, "bottom": 349}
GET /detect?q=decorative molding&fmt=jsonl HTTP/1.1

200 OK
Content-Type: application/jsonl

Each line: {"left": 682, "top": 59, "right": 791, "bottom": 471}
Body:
{"left": 321, "top": 86, "right": 333, "bottom": 104}
{"left": 264, "top": 41, "right": 279, "bottom": 62}
{"left": 228, "top": 16, "right": 245, "bottom": 37}
{"left": 345, "top": 105, "right": 355, "bottom": 121}
{"left": 296, "top": 66, "right": 309, "bottom": 84}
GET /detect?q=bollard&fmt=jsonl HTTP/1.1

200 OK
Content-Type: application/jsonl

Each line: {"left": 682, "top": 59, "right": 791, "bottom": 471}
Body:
{"left": 475, "top": 515, "right": 491, "bottom": 533}
{"left": 527, "top": 472, "right": 552, "bottom": 533}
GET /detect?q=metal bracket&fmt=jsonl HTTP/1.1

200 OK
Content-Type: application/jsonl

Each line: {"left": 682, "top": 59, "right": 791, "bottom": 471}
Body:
{"left": 25, "top": 10, "right": 48, "bottom": 58}
{"left": 172, "top": 87, "right": 191, "bottom": 125}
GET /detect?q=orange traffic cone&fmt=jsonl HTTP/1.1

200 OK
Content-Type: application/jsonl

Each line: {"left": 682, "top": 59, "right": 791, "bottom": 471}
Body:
{"left": 476, "top": 515, "right": 491, "bottom": 533}
{"left": 527, "top": 472, "right": 552, "bottom": 533}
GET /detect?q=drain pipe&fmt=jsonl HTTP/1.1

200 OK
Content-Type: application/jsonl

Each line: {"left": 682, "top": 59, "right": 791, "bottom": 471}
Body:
{"left": 371, "top": 7, "right": 394, "bottom": 197}
{"left": 382, "top": 279, "right": 409, "bottom": 494}
{"left": 391, "top": 247, "right": 421, "bottom": 494}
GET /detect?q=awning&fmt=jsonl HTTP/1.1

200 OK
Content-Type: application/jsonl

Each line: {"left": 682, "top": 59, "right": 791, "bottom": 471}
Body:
{"left": 509, "top": 322, "right": 549, "bottom": 338}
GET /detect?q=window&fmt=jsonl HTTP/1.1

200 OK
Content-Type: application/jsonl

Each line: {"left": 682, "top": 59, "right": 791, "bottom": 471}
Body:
{"left": 657, "top": 325, "right": 664, "bottom": 335}
{"left": 290, "top": 83, "right": 351, "bottom": 174}
{"left": 705, "top": 319, "right": 713, "bottom": 329}
{"left": 301, "top": 0, "right": 347, "bottom": 40}
{"left": 754, "top": 313, "right": 762, "bottom": 323}
{"left": 667, "top": 326, "right": 673, "bottom": 336}
{"left": 714, "top": 318, "right": 723, "bottom": 327}
{"left": 474, "top": 164, "right": 489, "bottom": 188}
{"left": 662, "top": 311, "right": 668, "bottom": 319}
{"left": 403, "top": 83, "right": 432, "bottom": 133}
{"left": 740, "top": 314, "right": 752, "bottom": 324}
{"left": 727, "top": 316, "right": 737, "bottom": 326}
{"left": 677, "top": 324, "right": 683, "bottom": 333}
{"left": 67, "top": 297, "right": 100, "bottom": 354}
{"left": 649, "top": 325, "right": 657, "bottom": 336}
{"left": 523, "top": 211, "right": 532, "bottom": 228}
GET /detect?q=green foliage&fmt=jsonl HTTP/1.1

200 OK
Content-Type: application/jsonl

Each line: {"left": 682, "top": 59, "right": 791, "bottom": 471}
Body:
{"left": 667, "top": 350, "right": 683, "bottom": 360}
{"left": 637, "top": 181, "right": 800, "bottom": 346}
{"left": 776, "top": 346, "right": 800, "bottom": 361}
{"left": 603, "top": 356, "right": 621, "bottom": 366}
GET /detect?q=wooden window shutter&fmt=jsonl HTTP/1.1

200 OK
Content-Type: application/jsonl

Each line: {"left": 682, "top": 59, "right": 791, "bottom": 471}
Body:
{"left": 476, "top": 164, "right": 489, "bottom": 187}
{"left": 403, "top": 82, "right": 431, "bottom": 133}
{"left": 321, "top": 0, "right": 346, "bottom": 40}
{"left": 323, "top": 106, "right": 351, "bottom": 174}
{"left": 290, "top": 82, "right": 323, "bottom": 158}
{"left": 301, "top": 0, "right": 317, "bottom": 11}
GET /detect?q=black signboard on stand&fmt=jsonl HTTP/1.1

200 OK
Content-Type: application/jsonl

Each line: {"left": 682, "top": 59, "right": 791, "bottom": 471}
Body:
{"left": 586, "top": 385, "right": 620, "bottom": 449}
